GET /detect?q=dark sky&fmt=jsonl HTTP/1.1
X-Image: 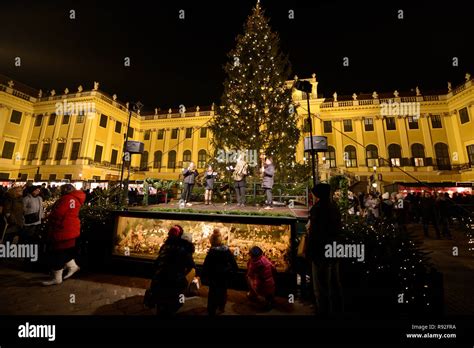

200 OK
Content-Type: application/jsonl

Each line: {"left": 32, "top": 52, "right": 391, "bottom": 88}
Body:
{"left": 0, "top": 0, "right": 472, "bottom": 111}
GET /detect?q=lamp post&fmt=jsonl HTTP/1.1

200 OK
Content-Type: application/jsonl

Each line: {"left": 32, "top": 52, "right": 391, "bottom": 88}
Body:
{"left": 294, "top": 80, "right": 317, "bottom": 187}
{"left": 120, "top": 101, "right": 143, "bottom": 205}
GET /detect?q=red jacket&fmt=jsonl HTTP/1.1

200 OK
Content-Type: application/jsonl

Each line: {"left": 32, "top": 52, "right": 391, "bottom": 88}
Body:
{"left": 246, "top": 255, "right": 276, "bottom": 297}
{"left": 48, "top": 190, "right": 85, "bottom": 250}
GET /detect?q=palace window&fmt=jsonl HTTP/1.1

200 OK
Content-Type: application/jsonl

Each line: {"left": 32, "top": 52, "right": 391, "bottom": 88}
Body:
{"left": 171, "top": 128, "right": 179, "bottom": 139}
{"left": 364, "top": 118, "right": 374, "bottom": 131}
{"left": 167, "top": 150, "right": 177, "bottom": 169}
{"left": 111, "top": 149, "right": 118, "bottom": 165}
{"left": 183, "top": 150, "right": 192, "bottom": 165}
{"left": 27, "top": 144, "right": 37, "bottom": 161}
{"left": 144, "top": 130, "right": 151, "bottom": 140}
{"left": 154, "top": 151, "right": 162, "bottom": 169}
{"left": 185, "top": 128, "right": 193, "bottom": 138}
{"left": 70, "top": 142, "right": 80, "bottom": 161}
{"left": 324, "top": 146, "right": 336, "bottom": 168}
{"left": 323, "top": 121, "right": 332, "bottom": 133}
{"left": 411, "top": 143, "right": 425, "bottom": 166}
{"left": 459, "top": 107, "right": 470, "bottom": 124}
{"left": 435, "top": 143, "right": 451, "bottom": 170}
{"left": 55, "top": 143, "right": 65, "bottom": 161}
{"left": 343, "top": 119, "right": 353, "bottom": 132}
{"left": 1, "top": 141, "right": 15, "bottom": 159}
{"left": 99, "top": 114, "right": 108, "bottom": 128}
{"left": 344, "top": 145, "right": 357, "bottom": 168}
{"left": 10, "top": 110, "right": 22, "bottom": 124}
{"left": 94, "top": 145, "right": 103, "bottom": 163}
{"left": 198, "top": 149, "right": 207, "bottom": 168}
{"left": 41, "top": 144, "right": 50, "bottom": 161}
{"left": 430, "top": 115, "right": 442, "bottom": 129}
{"left": 157, "top": 129, "right": 164, "bottom": 140}
{"left": 385, "top": 117, "right": 396, "bottom": 130}
{"left": 366, "top": 145, "right": 378, "bottom": 167}
{"left": 467, "top": 145, "right": 474, "bottom": 166}
{"left": 140, "top": 151, "right": 149, "bottom": 170}
{"left": 34, "top": 115, "right": 43, "bottom": 127}
{"left": 115, "top": 121, "right": 122, "bottom": 133}
{"left": 388, "top": 144, "right": 402, "bottom": 166}
{"left": 48, "top": 114, "right": 56, "bottom": 126}
{"left": 200, "top": 127, "right": 207, "bottom": 138}
{"left": 407, "top": 116, "right": 419, "bottom": 129}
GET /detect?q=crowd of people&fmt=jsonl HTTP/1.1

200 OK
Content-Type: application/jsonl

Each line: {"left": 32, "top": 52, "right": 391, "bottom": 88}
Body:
{"left": 345, "top": 190, "right": 474, "bottom": 239}
{"left": 145, "top": 225, "right": 277, "bottom": 315}
{"left": 0, "top": 183, "right": 85, "bottom": 286}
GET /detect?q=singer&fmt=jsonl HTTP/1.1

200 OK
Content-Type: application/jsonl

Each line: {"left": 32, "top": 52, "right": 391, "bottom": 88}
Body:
{"left": 181, "top": 162, "right": 199, "bottom": 206}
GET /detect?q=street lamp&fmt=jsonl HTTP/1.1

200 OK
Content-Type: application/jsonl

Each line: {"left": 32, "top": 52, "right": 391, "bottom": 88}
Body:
{"left": 120, "top": 101, "right": 144, "bottom": 205}
{"left": 294, "top": 80, "right": 317, "bottom": 187}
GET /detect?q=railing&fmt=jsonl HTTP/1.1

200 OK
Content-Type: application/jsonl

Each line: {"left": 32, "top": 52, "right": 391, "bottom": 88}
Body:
{"left": 89, "top": 160, "right": 121, "bottom": 170}
{"left": 423, "top": 95, "right": 440, "bottom": 101}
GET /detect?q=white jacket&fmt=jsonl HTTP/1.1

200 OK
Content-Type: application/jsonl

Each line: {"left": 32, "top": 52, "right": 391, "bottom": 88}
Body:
{"left": 23, "top": 194, "right": 44, "bottom": 226}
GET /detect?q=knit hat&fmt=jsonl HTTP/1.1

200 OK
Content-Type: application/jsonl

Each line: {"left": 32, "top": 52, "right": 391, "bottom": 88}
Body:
{"left": 249, "top": 246, "right": 263, "bottom": 258}
{"left": 311, "top": 183, "right": 331, "bottom": 201}
{"left": 181, "top": 232, "right": 193, "bottom": 243}
{"left": 382, "top": 192, "right": 390, "bottom": 200}
{"left": 168, "top": 225, "right": 184, "bottom": 238}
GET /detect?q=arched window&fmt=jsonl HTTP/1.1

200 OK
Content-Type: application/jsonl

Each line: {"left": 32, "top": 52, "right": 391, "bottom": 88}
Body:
{"left": 435, "top": 143, "right": 450, "bottom": 170}
{"left": 344, "top": 145, "right": 357, "bottom": 168}
{"left": 411, "top": 143, "right": 425, "bottom": 167}
{"left": 388, "top": 144, "right": 402, "bottom": 167}
{"left": 153, "top": 151, "right": 162, "bottom": 170}
{"left": 366, "top": 145, "right": 378, "bottom": 167}
{"left": 140, "top": 151, "right": 149, "bottom": 171}
{"left": 324, "top": 146, "right": 336, "bottom": 168}
{"left": 183, "top": 150, "right": 192, "bottom": 166}
{"left": 167, "top": 150, "right": 176, "bottom": 169}
{"left": 198, "top": 149, "right": 207, "bottom": 169}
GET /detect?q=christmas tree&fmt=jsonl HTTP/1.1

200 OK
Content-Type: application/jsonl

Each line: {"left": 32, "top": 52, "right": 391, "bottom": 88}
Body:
{"left": 209, "top": 1, "right": 300, "bottom": 180}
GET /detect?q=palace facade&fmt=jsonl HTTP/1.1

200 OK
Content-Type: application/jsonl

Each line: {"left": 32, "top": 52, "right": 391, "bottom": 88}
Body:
{"left": 1, "top": 73, "right": 473, "bottom": 190}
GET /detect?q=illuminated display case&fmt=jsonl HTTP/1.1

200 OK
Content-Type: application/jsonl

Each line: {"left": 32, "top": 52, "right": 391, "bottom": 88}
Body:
{"left": 112, "top": 211, "right": 297, "bottom": 272}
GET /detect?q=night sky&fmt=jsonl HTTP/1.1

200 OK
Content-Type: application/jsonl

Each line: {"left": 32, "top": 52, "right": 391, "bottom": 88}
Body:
{"left": 0, "top": 0, "right": 472, "bottom": 111}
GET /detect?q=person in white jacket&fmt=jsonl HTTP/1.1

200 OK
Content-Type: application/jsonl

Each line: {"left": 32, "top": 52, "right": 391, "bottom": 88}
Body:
{"left": 22, "top": 185, "right": 44, "bottom": 243}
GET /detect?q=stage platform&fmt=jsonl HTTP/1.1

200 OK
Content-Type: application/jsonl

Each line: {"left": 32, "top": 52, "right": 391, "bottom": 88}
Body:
{"left": 128, "top": 201, "right": 310, "bottom": 219}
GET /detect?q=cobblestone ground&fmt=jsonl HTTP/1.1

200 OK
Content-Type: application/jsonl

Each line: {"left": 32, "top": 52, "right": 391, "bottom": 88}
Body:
{"left": 0, "top": 262, "right": 313, "bottom": 316}
{"left": 407, "top": 221, "right": 474, "bottom": 316}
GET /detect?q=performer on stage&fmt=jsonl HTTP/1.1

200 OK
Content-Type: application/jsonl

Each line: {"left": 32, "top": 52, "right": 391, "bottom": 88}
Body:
{"left": 181, "top": 162, "right": 199, "bottom": 206}
{"left": 261, "top": 156, "right": 275, "bottom": 209}
{"left": 232, "top": 154, "right": 249, "bottom": 207}
{"left": 204, "top": 165, "right": 218, "bottom": 205}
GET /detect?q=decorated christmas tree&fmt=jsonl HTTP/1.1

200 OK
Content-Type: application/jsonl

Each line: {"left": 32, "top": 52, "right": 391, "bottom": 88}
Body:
{"left": 209, "top": 1, "right": 300, "bottom": 181}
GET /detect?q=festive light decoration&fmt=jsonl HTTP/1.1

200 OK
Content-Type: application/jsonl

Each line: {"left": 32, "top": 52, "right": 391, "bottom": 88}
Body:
{"left": 208, "top": 2, "right": 300, "bottom": 180}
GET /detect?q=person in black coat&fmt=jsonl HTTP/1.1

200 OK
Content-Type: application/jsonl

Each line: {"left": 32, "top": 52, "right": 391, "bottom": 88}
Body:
{"left": 307, "top": 183, "right": 343, "bottom": 317}
{"left": 261, "top": 156, "right": 275, "bottom": 209}
{"left": 421, "top": 192, "right": 440, "bottom": 239}
{"left": 147, "top": 225, "right": 195, "bottom": 315}
{"left": 204, "top": 165, "right": 218, "bottom": 205}
{"left": 201, "top": 229, "right": 238, "bottom": 315}
{"left": 181, "top": 162, "right": 199, "bottom": 206}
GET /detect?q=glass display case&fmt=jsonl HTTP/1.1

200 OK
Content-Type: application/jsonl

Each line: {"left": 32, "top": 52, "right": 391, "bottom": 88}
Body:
{"left": 112, "top": 211, "right": 296, "bottom": 272}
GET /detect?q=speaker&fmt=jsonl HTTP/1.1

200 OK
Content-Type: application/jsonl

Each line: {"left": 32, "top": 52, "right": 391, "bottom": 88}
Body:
{"left": 304, "top": 136, "right": 328, "bottom": 152}
{"left": 125, "top": 141, "right": 144, "bottom": 154}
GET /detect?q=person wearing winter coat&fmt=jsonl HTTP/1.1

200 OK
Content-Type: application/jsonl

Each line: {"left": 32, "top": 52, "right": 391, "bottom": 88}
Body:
{"left": 1, "top": 186, "right": 25, "bottom": 244}
{"left": 421, "top": 192, "right": 440, "bottom": 239}
{"left": 261, "top": 156, "right": 275, "bottom": 209}
{"left": 147, "top": 225, "right": 196, "bottom": 315}
{"left": 246, "top": 246, "right": 276, "bottom": 310}
{"left": 181, "top": 162, "right": 199, "bottom": 206}
{"left": 42, "top": 184, "right": 85, "bottom": 286}
{"left": 380, "top": 192, "right": 394, "bottom": 222}
{"left": 307, "top": 183, "right": 344, "bottom": 317}
{"left": 204, "top": 165, "right": 218, "bottom": 205}
{"left": 22, "top": 186, "right": 44, "bottom": 243}
{"left": 201, "top": 229, "right": 238, "bottom": 315}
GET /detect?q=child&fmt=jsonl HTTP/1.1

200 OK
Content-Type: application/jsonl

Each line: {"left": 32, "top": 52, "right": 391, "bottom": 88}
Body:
{"left": 201, "top": 229, "right": 238, "bottom": 315}
{"left": 204, "top": 165, "right": 218, "bottom": 205}
{"left": 246, "top": 246, "right": 276, "bottom": 310}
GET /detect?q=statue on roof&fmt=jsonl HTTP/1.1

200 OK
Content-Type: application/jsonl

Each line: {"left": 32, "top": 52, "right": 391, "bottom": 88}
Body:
{"left": 352, "top": 93, "right": 357, "bottom": 101}
{"left": 333, "top": 92, "right": 338, "bottom": 102}
{"left": 113, "top": 94, "right": 117, "bottom": 101}
{"left": 415, "top": 86, "right": 421, "bottom": 96}
{"left": 7, "top": 80, "right": 14, "bottom": 88}
{"left": 372, "top": 91, "right": 378, "bottom": 99}
{"left": 466, "top": 73, "right": 471, "bottom": 81}
{"left": 38, "top": 89, "right": 43, "bottom": 98}
{"left": 394, "top": 90, "right": 399, "bottom": 98}
{"left": 77, "top": 85, "right": 83, "bottom": 93}
{"left": 51, "top": 89, "right": 56, "bottom": 97}
{"left": 64, "top": 88, "right": 69, "bottom": 95}
{"left": 447, "top": 82, "right": 452, "bottom": 92}
{"left": 93, "top": 81, "right": 99, "bottom": 91}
